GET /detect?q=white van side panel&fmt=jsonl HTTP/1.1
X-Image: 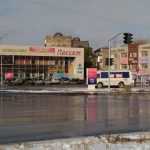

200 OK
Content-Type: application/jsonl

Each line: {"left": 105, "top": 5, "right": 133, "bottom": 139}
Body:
{"left": 96, "top": 71, "right": 134, "bottom": 86}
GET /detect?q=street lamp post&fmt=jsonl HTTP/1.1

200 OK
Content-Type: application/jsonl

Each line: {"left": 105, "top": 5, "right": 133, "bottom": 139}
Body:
{"left": 108, "top": 40, "right": 111, "bottom": 91}
{"left": 0, "top": 56, "right": 3, "bottom": 86}
{"left": 108, "top": 33, "right": 122, "bottom": 91}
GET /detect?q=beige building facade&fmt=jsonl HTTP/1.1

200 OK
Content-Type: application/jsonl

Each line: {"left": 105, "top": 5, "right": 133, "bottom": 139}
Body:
{"left": 96, "top": 46, "right": 128, "bottom": 71}
{"left": 96, "top": 43, "right": 150, "bottom": 78}
{"left": 138, "top": 44, "right": 150, "bottom": 76}
{"left": 45, "top": 33, "right": 72, "bottom": 47}
{"left": 111, "top": 46, "right": 128, "bottom": 70}
{"left": 0, "top": 45, "right": 84, "bottom": 85}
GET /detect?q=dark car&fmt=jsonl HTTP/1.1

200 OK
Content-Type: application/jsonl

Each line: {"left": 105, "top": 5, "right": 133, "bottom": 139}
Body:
{"left": 23, "top": 78, "right": 34, "bottom": 85}
{"left": 5, "top": 78, "right": 24, "bottom": 86}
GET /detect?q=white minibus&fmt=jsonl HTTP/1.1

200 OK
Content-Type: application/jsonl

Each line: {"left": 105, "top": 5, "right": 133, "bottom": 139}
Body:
{"left": 96, "top": 70, "right": 134, "bottom": 88}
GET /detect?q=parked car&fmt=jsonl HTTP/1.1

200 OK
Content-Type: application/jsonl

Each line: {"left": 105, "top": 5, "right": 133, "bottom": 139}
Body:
{"left": 70, "top": 78, "right": 84, "bottom": 84}
{"left": 5, "top": 78, "right": 24, "bottom": 85}
{"left": 59, "top": 76, "right": 71, "bottom": 84}
{"left": 51, "top": 78, "right": 60, "bottom": 84}
{"left": 34, "top": 79, "right": 44, "bottom": 85}
{"left": 23, "top": 78, "right": 34, "bottom": 85}
{"left": 44, "top": 79, "right": 52, "bottom": 85}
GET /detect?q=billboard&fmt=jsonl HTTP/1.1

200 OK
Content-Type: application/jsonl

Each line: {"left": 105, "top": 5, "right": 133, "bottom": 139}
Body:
{"left": 5, "top": 72, "right": 14, "bottom": 80}
{"left": 128, "top": 44, "right": 138, "bottom": 65}
{"left": 128, "top": 43, "right": 139, "bottom": 72}
{"left": 87, "top": 68, "right": 97, "bottom": 85}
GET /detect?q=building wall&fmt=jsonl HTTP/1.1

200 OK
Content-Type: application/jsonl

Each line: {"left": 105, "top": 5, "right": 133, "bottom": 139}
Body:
{"left": 111, "top": 46, "right": 128, "bottom": 70}
{"left": 138, "top": 44, "right": 150, "bottom": 76}
{"left": 96, "top": 47, "right": 128, "bottom": 71}
{"left": 0, "top": 45, "right": 84, "bottom": 80}
{"left": 45, "top": 33, "right": 89, "bottom": 48}
{"left": 72, "top": 37, "right": 89, "bottom": 48}
{"left": 96, "top": 44, "right": 150, "bottom": 77}
{"left": 96, "top": 48, "right": 109, "bottom": 70}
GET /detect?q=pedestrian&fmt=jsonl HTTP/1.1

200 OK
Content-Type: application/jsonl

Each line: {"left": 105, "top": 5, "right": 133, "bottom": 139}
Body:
{"left": 134, "top": 77, "right": 137, "bottom": 87}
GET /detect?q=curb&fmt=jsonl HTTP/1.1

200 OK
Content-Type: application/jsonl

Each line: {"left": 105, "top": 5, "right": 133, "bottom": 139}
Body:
{"left": 0, "top": 89, "right": 150, "bottom": 94}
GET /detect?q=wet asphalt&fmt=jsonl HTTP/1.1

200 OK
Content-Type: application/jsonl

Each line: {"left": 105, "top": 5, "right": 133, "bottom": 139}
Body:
{"left": 0, "top": 92, "right": 150, "bottom": 144}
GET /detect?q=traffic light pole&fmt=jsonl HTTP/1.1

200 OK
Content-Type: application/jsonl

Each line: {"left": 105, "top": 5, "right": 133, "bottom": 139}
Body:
{"left": 108, "top": 32, "right": 122, "bottom": 92}
{"left": 108, "top": 40, "right": 111, "bottom": 91}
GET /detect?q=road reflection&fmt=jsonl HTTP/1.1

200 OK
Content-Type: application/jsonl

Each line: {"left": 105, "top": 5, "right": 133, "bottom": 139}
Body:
{"left": 0, "top": 93, "right": 150, "bottom": 143}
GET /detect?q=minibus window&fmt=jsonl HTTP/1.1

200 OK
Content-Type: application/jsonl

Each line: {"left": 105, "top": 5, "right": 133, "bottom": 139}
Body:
{"left": 101, "top": 72, "right": 108, "bottom": 78}
{"left": 122, "top": 72, "right": 129, "bottom": 78}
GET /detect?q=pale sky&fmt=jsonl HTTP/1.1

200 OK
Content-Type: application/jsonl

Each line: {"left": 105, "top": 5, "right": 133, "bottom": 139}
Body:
{"left": 0, "top": 0, "right": 150, "bottom": 48}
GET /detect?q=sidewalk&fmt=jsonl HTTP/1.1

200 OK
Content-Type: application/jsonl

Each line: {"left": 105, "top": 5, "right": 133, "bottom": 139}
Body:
{"left": 1, "top": 84, "right": 150, "bottom": 94}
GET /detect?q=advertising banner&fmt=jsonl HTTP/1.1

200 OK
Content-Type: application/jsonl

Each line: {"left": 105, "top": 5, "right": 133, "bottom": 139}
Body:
{"left": 5, "top": 72, "right": 14, "bottom": 80}
{"left": 128, "top": 43, "right": 138, "bottom": 67}
{"left": 87, "top": 68, "right": 97, "bottom": 85}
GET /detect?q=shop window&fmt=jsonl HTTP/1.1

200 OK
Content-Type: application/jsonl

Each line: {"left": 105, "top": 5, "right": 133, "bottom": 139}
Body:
{"left": 121, "top": 64, "right": 128, "bottom": 69}
{"left": 65, "top": 57, "right": 68, "bottom": 73}
{"left": 115, "top": 54, "right": 118, "bottom": 58}
{"left": 2, "top": 56, "right": 13, "bottom": 64}
{"left": 32, "top": 57, "right": 36, "bottom": 65}
{"left": 141, "top": 51, "right": 148, "bottom": 57}
{"left": 142, "top": 64, "right": 148, "bottom": 69}
{"left": 129, "top": 52, "right": 137, "bottom": 57}
{"left": 121, "top": 53, "right": 127, "bottom": 57}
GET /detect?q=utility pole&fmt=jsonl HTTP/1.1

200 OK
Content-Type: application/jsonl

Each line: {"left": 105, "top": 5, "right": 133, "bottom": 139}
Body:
{"left": 108, "top": 32, "right": 134, "bottom": 91}
{"left": 108, "top": 33, "right": 122, "bottom": 91}
{"left": 0, "top": 33, "right": 8, "bottom": 86}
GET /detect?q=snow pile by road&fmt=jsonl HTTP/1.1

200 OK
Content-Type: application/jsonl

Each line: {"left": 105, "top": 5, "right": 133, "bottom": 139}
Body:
{"left": 1, "top": 132, "right": 150, "bottom": 150}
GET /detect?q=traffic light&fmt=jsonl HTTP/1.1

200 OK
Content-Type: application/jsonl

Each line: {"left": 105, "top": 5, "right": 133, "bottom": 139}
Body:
{"left": 123, "top": 32, "right": 133, "bottom": 44}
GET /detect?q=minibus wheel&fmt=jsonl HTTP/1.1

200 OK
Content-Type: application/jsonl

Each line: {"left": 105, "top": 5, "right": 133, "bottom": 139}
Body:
{"left": 97, "top": 82, "right": 103, "bottom": 88}
{"left": 118, "top": 82, "right": 125, "bottom": 88}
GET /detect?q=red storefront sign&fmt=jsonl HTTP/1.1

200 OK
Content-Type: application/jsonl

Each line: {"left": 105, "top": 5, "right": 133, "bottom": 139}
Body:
{"left": 57, "top": 49, "right": 81, "bottom": 56}
{"left": 29, "top": 47, "right": 40, "bottom": 52}
{"left": 48, "top": 48, "right": 55, "bottom": 53}
{"left": 29, "top": 47, "right": 55, "bottom": 54}
{"left": 29, "top": 47, "right": 81, "bottom": 56}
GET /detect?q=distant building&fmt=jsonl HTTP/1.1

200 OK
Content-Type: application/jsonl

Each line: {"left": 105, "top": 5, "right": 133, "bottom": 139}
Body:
{"left": 44, "top": 33, "right": 89, "bottom": 48}
{"left": 95, "top": 44, "right": 137, "bottom": 71}
{"left": 138, "top": 44, "right": 150, "bottom": 76}
{"left": 45, "top": 32, "right": 72, "bottom": 47}
{"left": 0, "top": 45, "right": 84, "bottom": 85}
{"left": 71, "top": 37, "right": 89, "bottom": 48}
{"left": 95, "top": 43, "right": 150, "bottom": 78}
{"left": 94, "top": 47, "right": 109, "bottom": 70}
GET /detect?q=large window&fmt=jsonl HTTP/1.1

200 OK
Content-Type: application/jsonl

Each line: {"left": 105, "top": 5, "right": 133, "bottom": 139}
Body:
{"left": 121, "top": 64, "right": 128, "bottom": 69}
{"left": 141, "top": 51, "right": 148, "bottom": 57}
{"left": 100, "top": 71, "right": 129, "bottom": 78}
{"left": 121, "top": 53, "right": 127, "bottom": 57}
{"left": 141, "top": 64, "right": 148, "bottom": 69}
{"left": 2, "top": 56, "right": 13, "bottom": 64}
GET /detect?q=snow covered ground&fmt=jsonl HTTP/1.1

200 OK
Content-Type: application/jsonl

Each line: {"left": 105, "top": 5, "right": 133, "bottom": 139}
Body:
{"left": 1, "top": 132, "right": 150, "bottom": 150}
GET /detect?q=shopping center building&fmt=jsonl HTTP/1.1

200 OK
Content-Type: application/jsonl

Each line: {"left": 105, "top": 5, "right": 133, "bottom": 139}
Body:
{"left": 0, "top": 45, "right": 84, "bottom": 84}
